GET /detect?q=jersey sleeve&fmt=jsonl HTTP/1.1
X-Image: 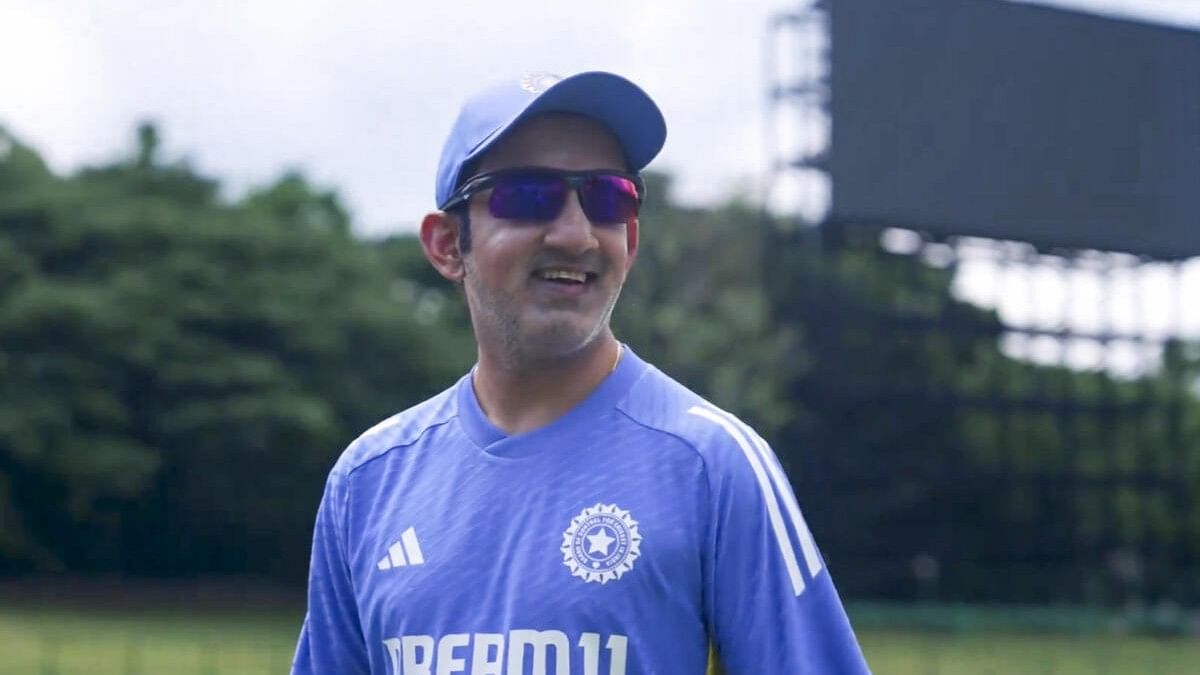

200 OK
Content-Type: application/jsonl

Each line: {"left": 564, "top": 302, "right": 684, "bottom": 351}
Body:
{"left": 689, "top": 405, "right": 871, "bottom": 674}
{"left": 292, "top": 465, "right": 370, "bottom": 675}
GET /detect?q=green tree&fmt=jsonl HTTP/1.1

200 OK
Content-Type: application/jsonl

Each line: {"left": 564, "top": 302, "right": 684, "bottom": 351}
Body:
{"left": 0, "top": 124, "right": 473, "bottom": 577}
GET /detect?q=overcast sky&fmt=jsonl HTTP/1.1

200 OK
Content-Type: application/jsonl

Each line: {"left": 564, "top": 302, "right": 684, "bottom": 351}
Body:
{"left": 3, "top": 0, "right": 1200, "bottom": 236}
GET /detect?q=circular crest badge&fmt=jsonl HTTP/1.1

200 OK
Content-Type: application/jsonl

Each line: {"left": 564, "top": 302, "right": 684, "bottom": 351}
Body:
{"left": 519, "top": 72, "right": 561, "bottom": 94}
{"left": 561, "top": 503, "right": 642, "bottom": 584}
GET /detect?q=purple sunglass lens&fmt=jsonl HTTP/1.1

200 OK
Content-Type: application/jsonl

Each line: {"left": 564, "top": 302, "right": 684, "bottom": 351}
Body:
{"left": 579, "top": 176, "right": 640, "bottom": 223}
{"left": 488, "top": 173, "right": 566, "bottom": 220}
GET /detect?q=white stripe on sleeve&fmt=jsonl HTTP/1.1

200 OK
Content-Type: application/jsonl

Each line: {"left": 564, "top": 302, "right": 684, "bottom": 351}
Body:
{"left": 688, "top": 405, "right": 806, "bottom": 596}
{"left": 730, "top": 414, "right": 824, "bottom": 578}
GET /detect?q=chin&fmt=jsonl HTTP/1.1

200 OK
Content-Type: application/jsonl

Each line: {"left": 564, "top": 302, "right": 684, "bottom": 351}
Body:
{"left": 519, "top": 321, "right": 608, "bottom": 361}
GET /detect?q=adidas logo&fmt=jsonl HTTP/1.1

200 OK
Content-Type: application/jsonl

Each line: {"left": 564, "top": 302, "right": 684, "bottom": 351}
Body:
{"left": 377, "top": 527, "right": 425, "bottom": 570}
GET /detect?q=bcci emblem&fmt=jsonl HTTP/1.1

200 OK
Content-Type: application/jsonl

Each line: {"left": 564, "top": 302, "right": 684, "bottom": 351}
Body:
{"left": 561, "top": 503, "right": 642, "bottom": 584}
{"left": 519, "top": 72, "right": 561, "bottom": 94}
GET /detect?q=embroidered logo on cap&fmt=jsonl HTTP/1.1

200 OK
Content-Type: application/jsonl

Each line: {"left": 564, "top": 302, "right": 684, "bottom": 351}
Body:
{"left": 519, "top": 73, "right": 562, "bottom": 94}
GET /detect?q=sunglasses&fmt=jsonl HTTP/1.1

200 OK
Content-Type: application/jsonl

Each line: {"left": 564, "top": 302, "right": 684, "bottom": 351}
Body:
{"left": 439, "top": 168, "right": 644, "bottom": 224}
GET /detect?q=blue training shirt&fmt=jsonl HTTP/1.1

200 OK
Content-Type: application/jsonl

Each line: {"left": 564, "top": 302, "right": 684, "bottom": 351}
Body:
{"left": 293, "top": 346, "right": 870, "bottom": 674}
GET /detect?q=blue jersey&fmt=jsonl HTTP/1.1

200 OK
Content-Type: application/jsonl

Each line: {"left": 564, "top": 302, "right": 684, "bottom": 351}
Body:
{"left": 293, "top": 347, "right": 870, "bottom": 674}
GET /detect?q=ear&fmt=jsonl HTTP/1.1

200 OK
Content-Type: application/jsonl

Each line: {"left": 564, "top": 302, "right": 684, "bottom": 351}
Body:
{"left": 624, "top": 218, "right": 640, "bottom": 270}
{"left": 419, "top": 211, "right": 465, "bottom": 282}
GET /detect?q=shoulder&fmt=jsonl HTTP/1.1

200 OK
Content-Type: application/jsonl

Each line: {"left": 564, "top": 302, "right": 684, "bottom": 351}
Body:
{"left": 616, "top": 361, "right": 769, "bottom": 476}
{"left": 328, "top": 379, "right": 462, "bottom": 481}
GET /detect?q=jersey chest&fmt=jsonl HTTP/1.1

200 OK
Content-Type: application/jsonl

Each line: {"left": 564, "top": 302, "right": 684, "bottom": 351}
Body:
{"left": 347, "top": 440, "right": 707, "bottom": 642}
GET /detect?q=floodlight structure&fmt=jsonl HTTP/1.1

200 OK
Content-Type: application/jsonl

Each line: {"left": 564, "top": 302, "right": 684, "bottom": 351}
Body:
{"left": 764, "top": 1, "right": 830, "bottom": 224}
{"left": 766, "top": 0, "right": 1200, "bottom": 611}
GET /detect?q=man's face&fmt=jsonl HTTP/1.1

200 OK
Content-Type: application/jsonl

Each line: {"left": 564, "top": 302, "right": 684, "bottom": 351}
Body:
{"left": 459, "top": 113, "right": 637, "bottom": 363}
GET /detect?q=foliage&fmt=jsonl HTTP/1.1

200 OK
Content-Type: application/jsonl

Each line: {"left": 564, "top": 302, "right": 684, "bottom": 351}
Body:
{"left": 0, "top": 124, "right": 473, "bottom": 578}
{"left": 760, "top": 224, "right": 1200, "bottom": 604}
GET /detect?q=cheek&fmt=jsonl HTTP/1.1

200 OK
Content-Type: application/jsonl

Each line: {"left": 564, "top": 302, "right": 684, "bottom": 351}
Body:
{"left": 468, "top": 232, "right": 537, "bottom": 286}
{"left": 600, "top": 227, "right": 634, "bottom": 272}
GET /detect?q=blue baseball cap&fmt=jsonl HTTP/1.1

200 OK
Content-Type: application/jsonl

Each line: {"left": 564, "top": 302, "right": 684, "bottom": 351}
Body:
{"left": 435, "top": 71, "right": 667, "bottom": 209}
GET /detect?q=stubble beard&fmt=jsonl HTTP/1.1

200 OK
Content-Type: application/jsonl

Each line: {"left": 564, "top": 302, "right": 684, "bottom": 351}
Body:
{"left": 463, "top": 259, "right": 623, "bottom": 371}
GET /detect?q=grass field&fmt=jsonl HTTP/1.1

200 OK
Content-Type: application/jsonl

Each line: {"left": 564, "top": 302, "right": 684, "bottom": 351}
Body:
{"left": 1, "top": 603, "right": 1198, "bottom": 674}
{"left": 858, "top": 631, "right": 1200, "bottom": 674}
{"left": 0, "top": 604, "right": 300, "bottom": 674}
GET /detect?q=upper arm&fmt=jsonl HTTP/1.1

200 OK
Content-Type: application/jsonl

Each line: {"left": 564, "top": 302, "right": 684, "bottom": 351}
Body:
{"left": 690, "top": 404, "right": 871, "bottom": 674}
{"left": 292, "top": 467, "right": 370, "bottom": 675}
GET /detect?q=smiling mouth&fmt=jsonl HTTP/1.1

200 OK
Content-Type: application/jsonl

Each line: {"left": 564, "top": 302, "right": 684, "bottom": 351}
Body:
{"left": 533, "top": 269, "right": 597, "bottom": 285}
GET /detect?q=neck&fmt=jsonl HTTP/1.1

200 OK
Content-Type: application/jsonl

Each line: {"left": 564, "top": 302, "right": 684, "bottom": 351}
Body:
{"left": 472, "top": 334, "right": 622, "bottom": 435}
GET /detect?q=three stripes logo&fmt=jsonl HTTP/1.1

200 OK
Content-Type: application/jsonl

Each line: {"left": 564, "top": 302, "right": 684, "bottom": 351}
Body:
{"left": 377, "top": 526, "right": 425, "bottom": 570}
{"left": 688, "top": 404, "right": 825, "bottom": 597}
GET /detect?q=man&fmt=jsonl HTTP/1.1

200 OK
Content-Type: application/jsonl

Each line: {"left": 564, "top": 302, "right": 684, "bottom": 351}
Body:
{"left": 293, "top": 71, "right": 870, "bottom": 674}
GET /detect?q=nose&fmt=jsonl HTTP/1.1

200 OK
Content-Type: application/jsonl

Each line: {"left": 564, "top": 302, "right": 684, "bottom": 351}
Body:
{"left": 542, "top": 189, "right": 598, "bottom": 255}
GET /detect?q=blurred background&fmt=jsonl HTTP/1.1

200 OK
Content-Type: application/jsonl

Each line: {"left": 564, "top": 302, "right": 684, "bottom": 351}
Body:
{"left": 2, "top": 0, "right": 1199, "bottom": 672}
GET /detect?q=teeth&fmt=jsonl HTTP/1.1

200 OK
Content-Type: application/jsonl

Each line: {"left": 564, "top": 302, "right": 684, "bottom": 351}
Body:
{"left": 538, "top": 269, "right": 588, "bottom": 283}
